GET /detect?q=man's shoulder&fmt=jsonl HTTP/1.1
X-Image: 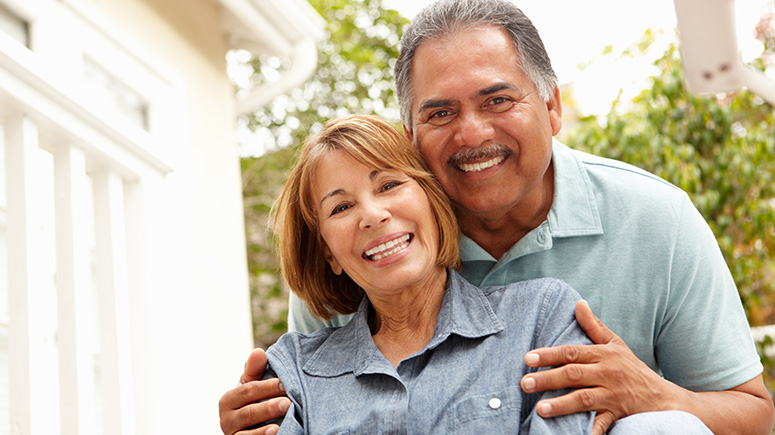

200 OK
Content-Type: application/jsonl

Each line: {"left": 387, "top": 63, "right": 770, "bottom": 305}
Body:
{"left": 558, "top": 144, "right": 690, "bottom": 209}
{"left": 574, "top": 148, "right": 679, "bottom": 189}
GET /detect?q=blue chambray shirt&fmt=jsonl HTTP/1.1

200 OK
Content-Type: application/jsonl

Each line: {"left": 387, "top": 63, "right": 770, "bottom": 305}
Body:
{"left": 265, "top": 271, "right": 594, "bottom": 434}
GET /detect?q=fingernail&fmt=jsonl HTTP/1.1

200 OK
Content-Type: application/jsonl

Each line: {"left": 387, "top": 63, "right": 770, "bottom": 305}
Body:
{"left": 278, "top": 381, "right": 286, "bottom": 393}
{"left": 522, "top": 376, "right": 536, "bottom": 391}
{"left": 525, "top": 352, "right": 539, "bottom": 365}
{"left": 266, "top": 427, "right": 278, "bottom": 435}
{"left": 278, "top": 398, "right": 291, "bottom": 412}
{"left": 540, "top": 402, "right": 552, "bottom": 416}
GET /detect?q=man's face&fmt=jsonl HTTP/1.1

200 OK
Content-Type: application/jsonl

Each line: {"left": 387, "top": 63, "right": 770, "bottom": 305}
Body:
{"left": 404, "top": 26, "right": 562, "bottom": 219}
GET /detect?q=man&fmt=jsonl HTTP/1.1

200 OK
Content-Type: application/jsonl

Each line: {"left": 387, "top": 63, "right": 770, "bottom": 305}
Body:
{"left": 219, "top": 1, "right": 774, "bottom": 434}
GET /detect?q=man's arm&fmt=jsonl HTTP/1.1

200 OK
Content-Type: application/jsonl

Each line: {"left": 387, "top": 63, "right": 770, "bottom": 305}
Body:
{"left": 520, "top": 300, "right": 775, "bottom": 435}
{"left": 218, "top": 348, "right": 291, "bottom": 435}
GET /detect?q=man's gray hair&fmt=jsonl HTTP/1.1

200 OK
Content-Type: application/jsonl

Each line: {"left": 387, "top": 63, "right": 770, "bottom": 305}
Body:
{"left": 394, "top": 0, "right": 558, "bottom": 127}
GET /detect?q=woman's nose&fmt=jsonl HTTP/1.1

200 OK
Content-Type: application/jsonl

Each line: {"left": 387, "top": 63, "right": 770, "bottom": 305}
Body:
{"left": 359, "top": 199, "right": 391, "bottom": 230}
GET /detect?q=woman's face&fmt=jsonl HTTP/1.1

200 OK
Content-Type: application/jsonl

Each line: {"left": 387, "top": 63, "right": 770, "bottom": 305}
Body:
{"left": 312, "top": 149, "right": 443, "bottom": 297}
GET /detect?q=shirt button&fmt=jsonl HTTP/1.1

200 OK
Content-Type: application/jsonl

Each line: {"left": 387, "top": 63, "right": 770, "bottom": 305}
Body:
{"left": 489, "top": 398, "right": 501, "bottom": 409}
{"left": 537, "top": 231, "right": 546, "bottom": 243}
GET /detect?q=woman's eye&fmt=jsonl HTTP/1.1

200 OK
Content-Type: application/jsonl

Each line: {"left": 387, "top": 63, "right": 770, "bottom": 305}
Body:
{"left": 379, "top": 180, "right": 402, "bottom": 192}
{"left": 330, "top": 203, "right": 351, "bottom": 216}
{"left": 380, "top": 180, "right": 401, "bottom": 192}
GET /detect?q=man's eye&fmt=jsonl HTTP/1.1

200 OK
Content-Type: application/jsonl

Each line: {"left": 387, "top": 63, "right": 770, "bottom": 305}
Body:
{"left": 486, "top": 97, "right": 514, "bottom": 112}
{"left": 427, "top": 110, "right": 454, "bottom": 125}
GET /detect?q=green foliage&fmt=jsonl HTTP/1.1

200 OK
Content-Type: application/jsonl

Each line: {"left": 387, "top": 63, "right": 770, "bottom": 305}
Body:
{"left": 242, "top": 147, "right": 298, "bottom": 348}
{"left": 570, "top": 19, "right": 775, "bottom": 326}
{"left": 568, "top": 15, "right": 775, "bottom": 386}
{"left": 240, "top": 0, "right": 408, "bottom": 348}
{"left": 242, "top": 0, "right": 406, "bottom": 156}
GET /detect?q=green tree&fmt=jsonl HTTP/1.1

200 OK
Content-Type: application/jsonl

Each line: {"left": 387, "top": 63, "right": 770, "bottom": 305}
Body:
{"left": 240, "top": 0, "right": 408, "bottom": 348}
{"left": 569, "top": 14, "right": 775, "bottom": 381}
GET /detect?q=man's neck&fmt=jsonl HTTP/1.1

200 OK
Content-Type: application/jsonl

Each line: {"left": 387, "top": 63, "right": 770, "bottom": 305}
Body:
{"left": 457, "top": 164, "right": 555, "bottom": 260}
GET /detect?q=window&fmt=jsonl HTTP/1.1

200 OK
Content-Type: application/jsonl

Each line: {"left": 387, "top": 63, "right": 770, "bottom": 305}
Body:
{"left": 0, "top": 2, "right": 28, "bottom": 47}
{"left": 83, "top": 56, "right": 150, "bottom": 131}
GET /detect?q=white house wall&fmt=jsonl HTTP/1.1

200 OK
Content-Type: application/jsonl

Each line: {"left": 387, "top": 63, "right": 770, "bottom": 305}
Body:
{"left": 0, "top": 0, "right": 258, "bottom": 433}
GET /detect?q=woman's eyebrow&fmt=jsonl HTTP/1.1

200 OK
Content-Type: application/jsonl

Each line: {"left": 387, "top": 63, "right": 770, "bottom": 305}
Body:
{"left": 319, "top": 189, "right": 345, "bottom": 208}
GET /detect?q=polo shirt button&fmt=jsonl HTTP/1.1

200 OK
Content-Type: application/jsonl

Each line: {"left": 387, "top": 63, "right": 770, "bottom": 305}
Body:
{"left": 489, "top": 398, "right": 501, "bottom": 409}
{"left": 537, "top": 231, "right": 546, "bottom": 243}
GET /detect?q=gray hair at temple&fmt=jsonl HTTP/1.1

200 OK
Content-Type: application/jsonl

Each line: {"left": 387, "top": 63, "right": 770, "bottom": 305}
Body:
{"left": 394, "top": 0, "right": 558, "bottom": 127}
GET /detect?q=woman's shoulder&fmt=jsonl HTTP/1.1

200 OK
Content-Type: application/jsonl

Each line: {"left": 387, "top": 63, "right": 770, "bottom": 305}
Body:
{"left": 476, "top": 277, "right": 582, "bottom": 331}
{"left": 267, "top": 327, "right": 339, "bottom": 365}
{"left": 479, "top": 277, "right": 580, "bottom": 304}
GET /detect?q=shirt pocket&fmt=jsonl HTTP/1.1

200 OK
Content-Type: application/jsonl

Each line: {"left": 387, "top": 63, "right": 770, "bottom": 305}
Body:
{"left": 448, "top": 385, "right": 522, "bottom": 434}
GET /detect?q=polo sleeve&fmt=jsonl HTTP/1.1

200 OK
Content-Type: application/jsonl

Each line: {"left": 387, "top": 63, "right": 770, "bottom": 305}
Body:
{"left": 655, "top": 195, "right": 762, "bottom": 391}
{"left": 287, "top": 292, "right": 334, "bottom": 334}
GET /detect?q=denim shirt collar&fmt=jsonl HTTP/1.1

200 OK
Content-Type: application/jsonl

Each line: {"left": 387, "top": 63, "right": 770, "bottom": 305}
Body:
{"left": 460, "top": 138, "right": 603, "bottom": 262}
{"left": 302, "top": 270, "right": 504, "bottom": 378}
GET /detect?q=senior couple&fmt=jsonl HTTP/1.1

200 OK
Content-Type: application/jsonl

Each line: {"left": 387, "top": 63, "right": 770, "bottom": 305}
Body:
{"left": 219, "top": 0, "right": 774, "bottom": 433}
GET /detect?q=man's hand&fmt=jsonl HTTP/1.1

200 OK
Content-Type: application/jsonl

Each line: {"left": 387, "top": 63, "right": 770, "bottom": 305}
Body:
{"left": 519, "top": 300, "right": 671, "bottom": 435}
{"left": 219, "top": 348, "right": 291, "bottom": 435}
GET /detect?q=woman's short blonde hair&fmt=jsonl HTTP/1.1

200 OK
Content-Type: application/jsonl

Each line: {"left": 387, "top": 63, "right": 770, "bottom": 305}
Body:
{"left": 272, "top": 114, "right": 460, "bottom": 320}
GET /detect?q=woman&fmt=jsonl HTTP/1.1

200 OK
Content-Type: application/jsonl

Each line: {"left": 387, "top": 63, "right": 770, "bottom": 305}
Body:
{"left": 263, "top": 114, "right": 593, "bottom": 434}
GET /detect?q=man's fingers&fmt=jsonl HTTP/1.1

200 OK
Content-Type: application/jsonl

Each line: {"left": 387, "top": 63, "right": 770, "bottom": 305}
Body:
{"left": 524, "top": 342, "right": 599, "bottom": 369}
{"left": 240, "top": 423, "right": 280, "bottom": 435}
{"left": 534, "top": 387, "right": 602, "bottom": 418}
{"left": 575, "top": 300, "right": 615, "bottom": 345}
{"left": 222, "top": 378, "right": 286, "bottom": 410}
{"left": 592, "top": 411, "right": 616, "bottom": 435}
{"left": 241, "top": 348, "right": 269, "bottom": 384}
{"left": 522, "top": 362, "right": 603, "bottom": 396}
{"left": 235, "top": 398, "right": 291, "bottom": 430}
{"left": 219, "top": 392, "right": 290, "bottom": 435}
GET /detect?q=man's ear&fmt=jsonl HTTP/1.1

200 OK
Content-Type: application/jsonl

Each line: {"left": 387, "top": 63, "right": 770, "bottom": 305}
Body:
{"left": 403, "top": 123, "right": 414, "bottom": 144}
{"left": 547, "top": 85, "right": 563, "bottom": 136}
{"left": 323, "top": 244, "right": 343, "bottom": 275}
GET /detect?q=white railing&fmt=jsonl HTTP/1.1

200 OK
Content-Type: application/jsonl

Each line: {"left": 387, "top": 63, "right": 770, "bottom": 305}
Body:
{"left": 0, "top": 15, "right": 172, "bottom": 434}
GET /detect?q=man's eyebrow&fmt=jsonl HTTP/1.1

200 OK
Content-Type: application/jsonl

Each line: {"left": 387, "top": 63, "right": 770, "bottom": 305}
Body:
{"left": 479, "top": 82, "right": 518, "bottom": 96}
{"left": 417, "top": 98, "right": 454, "bottom": 116}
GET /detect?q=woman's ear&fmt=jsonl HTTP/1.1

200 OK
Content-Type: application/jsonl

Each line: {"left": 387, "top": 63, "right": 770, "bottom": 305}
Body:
{"left": 323, "top": 244, "right": 343, "bottom": 275}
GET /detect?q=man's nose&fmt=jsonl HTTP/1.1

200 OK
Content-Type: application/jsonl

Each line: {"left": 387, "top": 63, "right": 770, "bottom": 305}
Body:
{"left": 455, "top": 111, "right": 495, "bottom": 146}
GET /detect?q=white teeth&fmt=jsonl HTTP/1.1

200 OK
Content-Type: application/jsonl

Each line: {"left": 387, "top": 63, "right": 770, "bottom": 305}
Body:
{"left": 365, "top": 234, "right": 410, "bottom": 260}
{"left": 459, "top": 155, "right": 505, "bottom": 173}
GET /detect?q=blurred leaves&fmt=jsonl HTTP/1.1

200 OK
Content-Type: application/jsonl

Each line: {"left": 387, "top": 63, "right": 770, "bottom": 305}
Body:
{"left": 570, "top": 13, "right": 775, "bottom": 385}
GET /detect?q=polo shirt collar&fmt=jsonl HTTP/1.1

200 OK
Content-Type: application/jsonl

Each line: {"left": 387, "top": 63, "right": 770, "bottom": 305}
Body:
{"left": 460, "top": 139, "right": 603, "bottom": 262}
{"left": 302, "top": 270, "right": 503, "bottom": 378}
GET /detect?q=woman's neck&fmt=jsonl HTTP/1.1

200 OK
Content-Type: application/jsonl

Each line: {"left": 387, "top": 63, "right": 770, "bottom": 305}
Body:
{"left": 368, "top": 268, "right": 448, "bottom": 367}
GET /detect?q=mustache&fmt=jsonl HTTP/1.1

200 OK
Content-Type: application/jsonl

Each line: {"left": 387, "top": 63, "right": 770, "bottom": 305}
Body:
{"left": 447, "top": 143, "right": 512, "bottom": 166}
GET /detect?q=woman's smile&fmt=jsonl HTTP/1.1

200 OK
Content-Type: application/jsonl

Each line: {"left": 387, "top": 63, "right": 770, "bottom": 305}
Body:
{"left": 363, "top": 233, "right": 413, "bottom": 261}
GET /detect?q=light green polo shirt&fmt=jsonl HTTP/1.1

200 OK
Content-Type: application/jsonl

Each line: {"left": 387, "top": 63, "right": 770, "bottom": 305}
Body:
{"left": 287, "top": 139, "right": 762, "bottom": 392}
